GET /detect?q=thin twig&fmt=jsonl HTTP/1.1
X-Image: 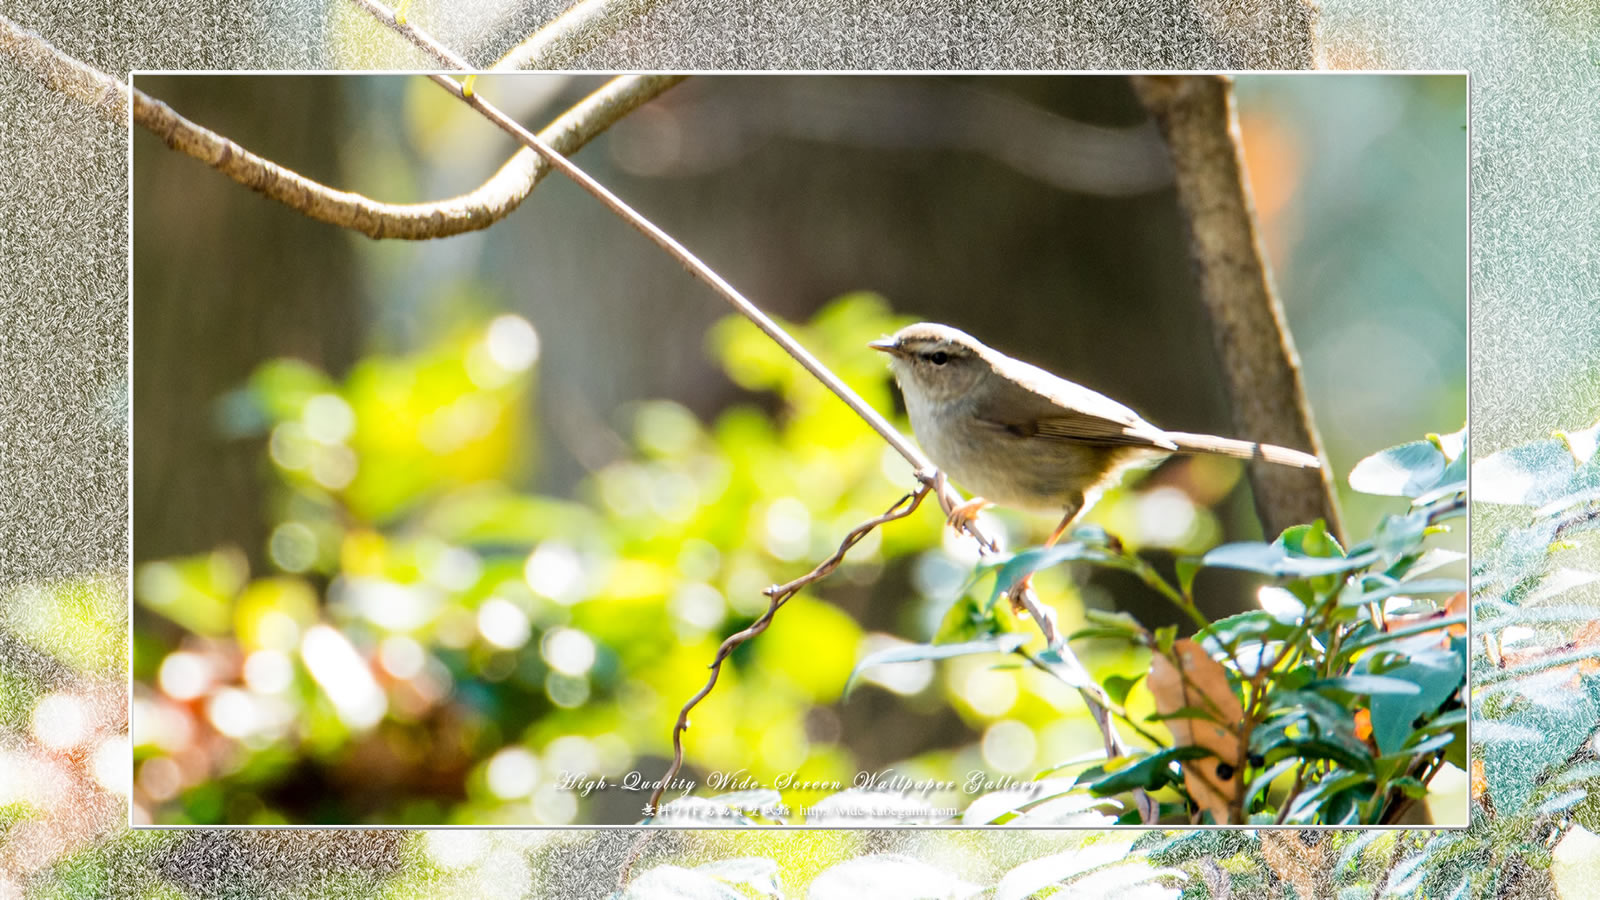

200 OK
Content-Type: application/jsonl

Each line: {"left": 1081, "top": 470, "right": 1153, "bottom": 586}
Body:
{"left": 493, "top": 0, "right": 659, "bottom": 70}
{"left": 614, "top": 830, "right": 656, "bottom": 893}
{"left": 345, "top": 0, "right": 473, "bottom": 68}
{"left": 1275, "top": 761, "right": 1310, "bottom": 825}
{"left": 645, "top": 486, "right": 932, "bottom": 815}
{"left": 1019, "top": 649, "right": 1165, "bottom": 748}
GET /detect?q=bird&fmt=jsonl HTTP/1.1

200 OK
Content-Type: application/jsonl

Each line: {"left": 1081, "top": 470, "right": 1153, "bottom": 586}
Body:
{"left": 869, "top": 322, "right": 1320, "bottom": 551}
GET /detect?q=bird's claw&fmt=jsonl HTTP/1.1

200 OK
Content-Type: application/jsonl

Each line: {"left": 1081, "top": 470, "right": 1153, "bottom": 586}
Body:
{"left": 945, "top": 495, "right": 990, "bottom": 534}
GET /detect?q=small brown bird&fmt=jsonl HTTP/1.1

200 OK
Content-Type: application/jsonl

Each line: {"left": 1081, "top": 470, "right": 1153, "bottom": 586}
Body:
{"left": 870, "top": 323, "right": 1320, "bottom": 548}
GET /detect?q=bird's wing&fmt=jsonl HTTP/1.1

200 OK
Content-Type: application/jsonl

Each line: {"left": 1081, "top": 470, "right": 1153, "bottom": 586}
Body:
{"left": 977, "top": 357, "right": 1178, "bottom": 450}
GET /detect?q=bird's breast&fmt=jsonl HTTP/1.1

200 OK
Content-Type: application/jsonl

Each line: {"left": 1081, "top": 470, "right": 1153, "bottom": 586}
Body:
{"left": 905, "top": 394, "right": 1142, "bottom": 512}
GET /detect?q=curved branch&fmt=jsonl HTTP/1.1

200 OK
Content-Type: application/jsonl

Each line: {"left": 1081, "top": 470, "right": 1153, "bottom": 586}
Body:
{"left": 493, "top": 0, "right": 659, "bottom": 70}
{"left": 0, "top": 16, "right": 684, "bottom": 242}
{"left": 1129, "top": 74, "right": 1343, "bottom": 541}
{"left": 133, "top": 74, "right": 685, "bottom": 240}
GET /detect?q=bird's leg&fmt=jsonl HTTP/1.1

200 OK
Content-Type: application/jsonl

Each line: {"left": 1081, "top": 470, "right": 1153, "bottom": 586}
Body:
{"left": 1009, "top": 497, "right": 1084, "bottom": 614}
{"left": 946, "top": 495, "right": 991, "bottom": 535}
{"left": 1043, "top": 507, "right": 1079, "bottom": 549}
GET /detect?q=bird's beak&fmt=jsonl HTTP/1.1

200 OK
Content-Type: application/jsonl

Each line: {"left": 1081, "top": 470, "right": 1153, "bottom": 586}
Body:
{"left": 868, "top": 337, "right": 903, "bottom": 356}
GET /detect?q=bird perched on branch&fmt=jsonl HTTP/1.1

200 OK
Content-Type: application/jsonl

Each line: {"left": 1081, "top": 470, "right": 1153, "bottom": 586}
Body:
{"left": 870, "top": 322, "right": 1321, "bottom": 549}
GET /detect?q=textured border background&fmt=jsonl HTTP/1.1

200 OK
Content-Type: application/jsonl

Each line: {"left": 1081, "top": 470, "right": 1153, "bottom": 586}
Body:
{"left": 1, "top": 0, "right": 1596, "bottom": 895}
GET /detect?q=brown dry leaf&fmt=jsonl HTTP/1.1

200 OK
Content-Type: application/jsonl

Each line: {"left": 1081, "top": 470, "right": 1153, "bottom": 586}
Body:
{"left": 1148, "top": 638, "right": 1245, "bottom": 824}
{"left": 1260, "top": 831, "right": 1330, "bottom": 900}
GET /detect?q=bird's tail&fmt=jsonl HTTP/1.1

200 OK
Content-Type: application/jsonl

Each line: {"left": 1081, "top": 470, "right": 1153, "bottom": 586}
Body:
{"left": 1163, "top": 431, "right": 1321, "bottom": 468}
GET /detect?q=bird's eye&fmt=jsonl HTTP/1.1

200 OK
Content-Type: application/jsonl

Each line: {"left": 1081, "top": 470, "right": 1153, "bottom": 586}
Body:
{"left": 928, "top": 351, "right": 949, "bottom": 365}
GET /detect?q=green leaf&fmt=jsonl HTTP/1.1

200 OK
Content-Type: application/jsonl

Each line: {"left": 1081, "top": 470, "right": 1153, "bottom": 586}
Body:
{"left": 933, "top": 592, "right": 999, "bottom": 645}
{"left": 1377, "top": 730, "right": 1457, "bottom": 764}
{"left": 1412, "top": 443, "right": 1467, "bottom": 503}
{"left": 846, "top": 633, "right": 1029, "bottom": 695}
{"left": 1387, "top": 547, "right": 1466, "bottom": 580}
{"left": 1083, "top": 608, "right": 1147, "bottom": 634}
{"left": 988, "top": 542, "right": 1117, "bottom": 609}
{"left": 1065, "top": 627, "right": 1151, "bottom": 644}
{"left": 1307, "top": 675, "right": 1423, "bottom": 697}
{"left": 1201, "top": 542, "right": 1377, "bottom": 578}
{"left": 1284, "top": 769, "right": 1374, "bottom": 824}
{"left": 1349, "top": 440, "right": 1448, "bottom": 497}
{"left": 1277, "top": 520, "right": 1345, "bottom": 558}
{"left": 1370, "top": 509, "right": 1432, "bottom": 562}
{"left": 1291, "top": 735, "right": 1377, "bottom": 775}
{"left": 1176, "top": 557, "right": 1202, "bottom": 600}
{"left": 1103, "top": 672, "right": 1143, "bottom": 707}
{"left": 1083, "top": 746, "right": 1212, "bottom": 796}
{"left": 1265, "top": 688, "right": 1358, "bottom": 726}
{"left": 1243, "top": 757, "right": 1299, "bottom": 811}
{"left": 1361, "top": 635, "right": 1465, "bottom": 755}
{"left": 1481, "top": 675, "right": 1598, "bottom": 816}
{"left": 1196, "top": 610, "right": 1300, "bottom": 653}
{"left": 1340, "top": 616, "right": 1465, "bottom": 654}
{"left": 1339, "top": 577, "right": 1467, "bottom": 608}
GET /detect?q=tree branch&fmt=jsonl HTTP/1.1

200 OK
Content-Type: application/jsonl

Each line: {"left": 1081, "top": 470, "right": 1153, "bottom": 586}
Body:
{"left": 0, "top": 13, "right": 127, "bottom": 123}
{"left": 345, "top": 0, "right": 474, "bottom": 68}
{"left": 133, "top": 74, "right": 684, "bottom": 240}
{"left": 493, "top": 0, "right": 659, "bottom": 70}
{"left": 0, "top": 14, "right": 684, "bottom": 242}
{"left": 421, "top": 73, "right": 1145, "bottom": 829}
{"left": 1129, "top": 74, "right": 1343, "bottom": 542}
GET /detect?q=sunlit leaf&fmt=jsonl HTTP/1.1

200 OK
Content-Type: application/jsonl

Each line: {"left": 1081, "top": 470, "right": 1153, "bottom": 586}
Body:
{"left": 960, "top": 778, "right": 1081, "bottom": 825}
{"left": 1306, "top": 675, "right": 1422, "bottom": 696}
{"left": 1348, "top": 439, "right": 1447, "bottom": 497}
{"left": 988, "top": 542, "right": 1118, "bottom": 609}
{"left": 845, "top": 633, "right": 1027, "bottom": 696}
{"left": 993, "top": 842, "right": 1136, "bottom": 900}
{"left": 1083, "top": 746, "right": 1212, "bottom": 796}
{"left": 1103, "top": 672, "right": 1144, "bottom": 707}
{"left": 1201, "top": 542, "right": 1376, "bottom": 578}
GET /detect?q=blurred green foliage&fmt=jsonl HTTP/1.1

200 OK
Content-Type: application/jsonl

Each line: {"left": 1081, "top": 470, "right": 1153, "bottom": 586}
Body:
{"left": 128, "top": 286, "right": 1472, "bottom": 829}
{"left": 136, "top": 293, "right": 1156, "bottom": 824}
